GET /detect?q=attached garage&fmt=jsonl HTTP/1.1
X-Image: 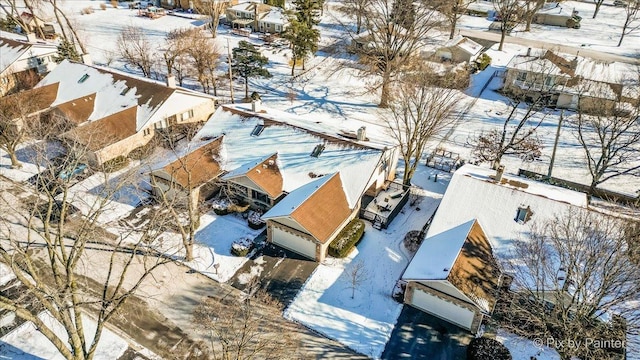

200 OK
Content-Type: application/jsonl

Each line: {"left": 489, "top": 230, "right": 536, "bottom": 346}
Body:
{"left": 270, "top": 226, "right": 317, "bottom": 260}
{"left": 408, "top": 287, "right": 475, "bottom": 331}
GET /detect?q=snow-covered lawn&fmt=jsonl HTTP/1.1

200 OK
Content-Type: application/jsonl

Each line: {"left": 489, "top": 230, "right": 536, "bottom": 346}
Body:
{"left": 284, "top": 167, "right": 446, "bottom": 358}
{"left": 496, "top": 330, "right": 561, "bottom": 360}
{"left": 0, "top": 312, "right": 131, "bottom": 360}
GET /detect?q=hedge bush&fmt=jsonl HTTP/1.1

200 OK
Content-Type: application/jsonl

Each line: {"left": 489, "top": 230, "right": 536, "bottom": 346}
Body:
{"left": 476, "top": 53, "right": 492, "bottom": 71}
{"left": 231, "top": 237, "right": 254, "bottom": 257}
{"left": 467, "top": 337, "right": 512, "bottom": 360}
{"left": 248, "top": 210, "right": 265, "bottom": 230}
{"left": 102, "top": 156, "right": 129, "bottom": 173}
{"left": 328, "top": 219, "right": 365, "bottom": 258}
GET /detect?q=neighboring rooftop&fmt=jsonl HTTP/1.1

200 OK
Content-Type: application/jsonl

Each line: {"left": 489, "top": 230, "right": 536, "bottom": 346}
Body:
{"left": 0, "top": 36, "right": 57, "bottom": 74}
{"left": 194, "top": 105, "right": 392, "bottom": 207}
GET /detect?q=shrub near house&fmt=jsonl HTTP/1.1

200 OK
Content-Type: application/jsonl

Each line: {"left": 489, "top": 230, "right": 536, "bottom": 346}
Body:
{"left": 328, "top": 219, "right": 365, "bottom": 258}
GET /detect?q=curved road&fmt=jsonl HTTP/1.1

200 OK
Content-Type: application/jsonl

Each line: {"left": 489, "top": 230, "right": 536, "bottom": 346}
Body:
{"left": 460, "top": 29, "right": 640, "bottom": 64}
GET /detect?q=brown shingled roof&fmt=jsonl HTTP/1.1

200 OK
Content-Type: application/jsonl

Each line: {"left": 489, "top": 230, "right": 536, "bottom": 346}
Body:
{"left": 447, "top": 221, "right": 501, "bottom": 313}
{"left": 245, "top": 153, "right": 283, "bottom": 198}
{"left": 0, "top": 82, "right": 59, "bottom": 120}
{"left": 164, "top": 137, "right": 224, "bottom": 189}
{"left": 65, "top": 106, "right": 137, "bottom": 151}
{"left": 291, "top": 173, "right": 351, "bottom": 244}
{"left": 55, "top": 93, "right": 96, "bottom": 124}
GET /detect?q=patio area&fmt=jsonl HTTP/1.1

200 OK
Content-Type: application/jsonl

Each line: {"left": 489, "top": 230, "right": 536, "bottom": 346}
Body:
{"left": 360, "top": 181, "right": 410, "bottom": 229}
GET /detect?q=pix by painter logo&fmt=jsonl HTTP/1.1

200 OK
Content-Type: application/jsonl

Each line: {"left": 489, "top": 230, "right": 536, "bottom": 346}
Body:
{"left": 533, "top": 337, "right": 626, "bottom": 350}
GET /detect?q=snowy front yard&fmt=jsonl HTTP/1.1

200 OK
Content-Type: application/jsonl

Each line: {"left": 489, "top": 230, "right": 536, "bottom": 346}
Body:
{"left": 284, "top": 182, "right": 443, "bottom": 358}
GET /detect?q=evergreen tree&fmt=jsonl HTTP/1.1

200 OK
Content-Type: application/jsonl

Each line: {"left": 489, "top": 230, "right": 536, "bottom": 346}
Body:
{"left": 282, "top": 19, "right": 319, "bottom": 76}
{"left": 53, "top": 39, "right": 82, "bottom": 63}
{"left": 292, "top": 0, "right": 322, "bottom": 27}
{"left": 231, "top": 41, "right": 271, "bottom": 100}
{"left": 264, "top": 0, "right": 286, "bottom": 8}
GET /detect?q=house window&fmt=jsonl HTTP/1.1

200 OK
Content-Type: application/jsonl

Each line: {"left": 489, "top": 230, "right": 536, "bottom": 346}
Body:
{"left": 251, "top": 189, "right": 269, "bottom": 204}
{"left": 36, "top": 57, "right": 46, "bottom": 65}
{"left": 143, "top": 128, "right": 151, "bottom": 136}
{"left": 516, "top": 71, "right": 527, "bottom": 82}
{"left": 275, "top": 25, "right": 281, "bottom": 32}
{"left": 181, "top": 109, "right": 194, "bottom": 121}
{"left": 78, "top": 74, "right": 90, "bottom": 83}
{"left": 310, "top": 144, "right": 325, "bottom": 157}
{"left": 515, "top": 206, "right": 533, "bottom": 223}
{"left": 544, "top": 76, "right": 555, "bottom": 87}
{"left": 237, "top": 11, "right": 241, "bottom": 16}
{"left": 1, "top": 77, "right": 7, "bottom": 85}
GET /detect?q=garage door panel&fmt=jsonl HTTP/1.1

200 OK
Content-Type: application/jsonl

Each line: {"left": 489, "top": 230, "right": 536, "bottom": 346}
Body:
{"left": 410, "top": 288, "right": 474, "bottom": 330}
{"left": 271, "top": 227, "right": 316, "bottom": 260}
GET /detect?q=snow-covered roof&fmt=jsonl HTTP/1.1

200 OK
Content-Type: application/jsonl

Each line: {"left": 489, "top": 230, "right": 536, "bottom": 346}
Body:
{"left": 263, "top": 172, "right": 335, "bottom": 219}
{"left": 425, "top": 164, "right": 588, "bottom": 261}
{"left": 402, "top": 219, "right": 475, "bottom": 280}
{"left": 194, "top": 105, "right": 388, "bottom": 208}
{"left": 0, "top": 36, "right": 57, "bottom": 74}
{"left": 259, "top": 7, "right": 288, "bottom": 25}
{"left": 441, "top": 35, "right": 483, "bottom": 57}
{"left": 36, "top": 60, "right": 215, "bottom": 131}
{"left": 507, "top": 50, "right": 638, "bottom": 96}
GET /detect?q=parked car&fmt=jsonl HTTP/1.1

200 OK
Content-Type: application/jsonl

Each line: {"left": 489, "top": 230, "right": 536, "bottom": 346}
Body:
{"left": 614, "top": 0, "right": 627, "bottom": 7}
{"left": 58, "top": 163, "right": 88, "bottom": 181}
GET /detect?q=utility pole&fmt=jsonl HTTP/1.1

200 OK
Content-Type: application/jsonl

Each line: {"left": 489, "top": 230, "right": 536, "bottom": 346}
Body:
{"left": 547, "top": 109, "right": 564, "bottom": 180}
{"left": 227, "top": 38, "right": 235, "bottom": 104}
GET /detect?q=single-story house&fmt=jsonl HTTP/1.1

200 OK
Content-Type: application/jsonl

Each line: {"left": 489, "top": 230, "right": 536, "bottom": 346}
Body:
{"left": 401, "top": 164, "right": 591, "bottom": 332}
{"left": 533, "top": 2, "right": 581, "bottom": 29}
{"left": 34, "top": 60, "right": 218, "bottom": 165}
{"left": 434, "top": 36, "right": 483, "bottom": 63}
{"left": 157, "top": 104, "right": 401, "bottom": 261}
{"left": 221, "top": 153, "right": 285, "bottom": 211}
{"left": 503, "top": 49, "right": 639, "bottom": 110}
{"left": 263, "top": 172, "right": 359, "bottom": 261}
{"left": 0, "top": 36, "right": 58, "bottom": 95}
{"left": 403, "top": 219, "right": 502, "bottom": 332}
{"left": 150, "top": 137, "right": 224, "bottom": 209}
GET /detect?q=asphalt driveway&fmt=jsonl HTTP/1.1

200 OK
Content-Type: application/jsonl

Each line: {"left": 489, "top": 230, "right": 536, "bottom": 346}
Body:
{"left": 227, "top": 243, "right": 318, "bottom": 306}
{"left": 382, "top": 305, "right": 473, "bottom": 360}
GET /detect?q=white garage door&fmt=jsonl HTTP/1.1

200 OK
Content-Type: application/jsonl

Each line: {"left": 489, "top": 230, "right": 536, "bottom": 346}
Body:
{"left": 271, "top": 227, "right": 317, "bottom": 260}
{"left": 410, "top": 288, "right": 475, "bottom": 330}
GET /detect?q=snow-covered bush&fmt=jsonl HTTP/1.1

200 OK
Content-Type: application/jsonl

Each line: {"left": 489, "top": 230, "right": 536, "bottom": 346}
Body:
{"left": 403, "top": 230, "right": 424, "bottom": 253}
{"left": 231, "top": 237, "right": 254, "bottom": 257}
{"left": 211, "top": 198, "right": 232, "bottom": 215}
{"left": 328, "top": 219, "right": 365, "bottom": 258}
{"left": 247, "top": 210, "right": 265, "bottom": 229}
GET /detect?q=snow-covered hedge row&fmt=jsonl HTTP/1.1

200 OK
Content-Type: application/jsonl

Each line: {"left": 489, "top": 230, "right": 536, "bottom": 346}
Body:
{"left": 328, "top": 219, "right": 365, "bottom": 258}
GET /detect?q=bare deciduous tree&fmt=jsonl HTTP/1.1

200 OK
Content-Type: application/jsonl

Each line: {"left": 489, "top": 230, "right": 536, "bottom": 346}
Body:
{"left": 185, "top": 29, "right": 221, "bottom": 94}
{"left": 0, "top": 123, "right": 174, "bottom": 360}
{"left": 618, "top": 0, "right": 640, "bottom": 47}
{"left": 347, "top": 260, "right": 368, "bottom": 299}
{"left": 433, "top": 0, "right": 475, "bottom": 39}
{"left": 0, "top": 86, "right": 52, "bottom": 168}
{"left": 573, "top": 94, "right": 640, "bottom": 195}
{"left": 385, "top": 68, "right": 464, "bottom": 185}
{"left": 521, "top": 0, "right": 546, "bottom": 32}
{"left": 193, "top": 0, "right": 228, "bottom": 38}
{"left": 499, "top": 209, "right": 639, "bottom": 360}
{"left": 493, "top": 0, "right": 525, "bottom": 51}
{"left": 193, "top": 290, "right": 300, "bottom": 359}
{"left": 117, "top": 26, "right": 156, "bottom": 78}
{"left": 592, "top": 0, "right": 607, "bottom": 19}
{"left": 338, "top": 0, "right": 369, "bottom": 34}
{"left": 353, "top": 0, "right": 442, "bottom": 107}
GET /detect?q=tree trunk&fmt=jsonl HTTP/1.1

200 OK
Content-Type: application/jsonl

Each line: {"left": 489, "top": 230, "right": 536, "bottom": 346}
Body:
{"left": 449, "top": 16, "right": 458, "bottom": 39}
{"left": 302, "top": 57, "right": 306, "bottom": 70}
{"left": 184, "top": 242, "right": 194, "bottom": 262}
{"left": 244, "top": 75, "right": 249, "bottom": 99}
{"left": 593, "top": 3, "right": 602, "bottom": 19}
{"left": 618, "top": 28, "right": 626, "bottom": 47}
{"left": 356, "top": 14, "right": 362, "bottom": 34}
{"left": 379, "top": 70, "right": 391, "bottom": 108}
{"left": 525, "top": 16, "right": 533, "bottom": 32}
{"left": 291, "top": 55, "right": 296, "bottom": 76}
{"left": 8, "top": 150, "right": 21, "bottom": 168}
{"left": 498, "top": 29, "right": 507, "bottom": 51}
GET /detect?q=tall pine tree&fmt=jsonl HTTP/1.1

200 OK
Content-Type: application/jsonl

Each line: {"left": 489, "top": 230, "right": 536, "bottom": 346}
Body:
{"left": 282, "top": 19, "right": 319, "bottom": 76}
{"left": 231, "top": 41, "right": 271, "bottom": 99}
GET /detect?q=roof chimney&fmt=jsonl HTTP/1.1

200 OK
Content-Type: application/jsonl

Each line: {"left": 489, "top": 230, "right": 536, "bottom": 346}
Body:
{"left": 495, "top": 165, "right": 505, "bottom": 182}
{"left": 81, "top": 53, "right": 92, "bottom": 65}
{"left": 356, "top": 126, "right": 367, "bottom": 141}
{"left": 166, "top": 74, "right": 176, "bottom": 88}
{"left": 526, "top": 47, "right": 531, "bottom": 56}
{"left": 251, "top": 99, "right": 262, "bottom": 112}
{"left": 25, "top": 32, "right": 36, "bottom": 42}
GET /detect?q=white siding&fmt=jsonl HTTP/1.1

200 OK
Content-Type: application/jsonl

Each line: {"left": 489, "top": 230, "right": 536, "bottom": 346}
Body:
{"left": 271, "top": 226, "right": 316, "bottom": 260}
{"left": 410, "top": 288, "right": 475, "bottom": 330}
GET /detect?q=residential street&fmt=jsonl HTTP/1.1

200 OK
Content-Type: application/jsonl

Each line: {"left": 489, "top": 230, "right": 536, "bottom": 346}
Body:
{"left": 460, "top": 29, "right": 640, "bottom": 64}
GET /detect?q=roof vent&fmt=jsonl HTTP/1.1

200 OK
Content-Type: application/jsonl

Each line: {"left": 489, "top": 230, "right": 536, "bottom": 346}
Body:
{"left": 78, "top": 74, "right": 89, "bottom": 83}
